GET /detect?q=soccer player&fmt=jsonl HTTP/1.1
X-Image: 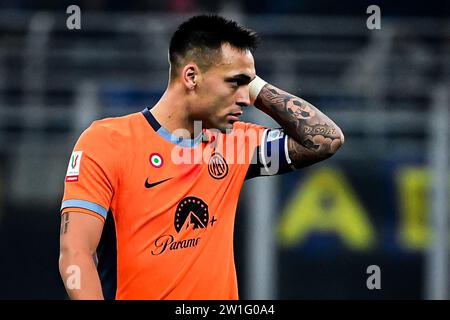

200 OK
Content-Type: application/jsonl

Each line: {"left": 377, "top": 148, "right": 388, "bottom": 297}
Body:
{"left": 59, "top": 14, "right": 344, "bottom": 300}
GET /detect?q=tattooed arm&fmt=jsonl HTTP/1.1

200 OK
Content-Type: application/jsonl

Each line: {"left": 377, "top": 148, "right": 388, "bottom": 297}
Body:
{"left": 251, "top": 78, "right": 344, "bottom": 168}
{"left": 59, "top": 212, "right": 104, "bottom": 299}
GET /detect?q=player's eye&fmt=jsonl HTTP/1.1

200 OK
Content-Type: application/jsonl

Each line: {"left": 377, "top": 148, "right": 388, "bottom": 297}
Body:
{"left": 226, "top": 79, "right": 242, "bottom": 88}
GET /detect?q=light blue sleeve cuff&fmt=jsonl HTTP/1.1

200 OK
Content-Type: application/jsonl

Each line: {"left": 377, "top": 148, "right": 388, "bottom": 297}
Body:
{"left": 61, "top": 199, "right": 108, "bottom": 219}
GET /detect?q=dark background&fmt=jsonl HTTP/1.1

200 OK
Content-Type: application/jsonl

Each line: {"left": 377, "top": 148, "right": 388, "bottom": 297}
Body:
{"left": 0, "top": 0, "right": 448, "bottom": 299}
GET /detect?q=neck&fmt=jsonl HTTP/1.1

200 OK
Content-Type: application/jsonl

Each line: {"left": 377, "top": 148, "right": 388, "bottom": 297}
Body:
{"left": 151, "top": 84, "right": 195, "bottom": 139}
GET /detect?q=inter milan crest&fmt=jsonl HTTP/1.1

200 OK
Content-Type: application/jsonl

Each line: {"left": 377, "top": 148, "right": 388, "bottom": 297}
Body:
{"left": 208, "top": 151, "right": 228, "bottom": 179}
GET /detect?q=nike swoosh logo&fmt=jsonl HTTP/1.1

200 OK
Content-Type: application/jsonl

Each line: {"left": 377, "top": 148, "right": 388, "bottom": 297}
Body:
{"left": 145, "top": 177, "right": 173, "bottom": 188}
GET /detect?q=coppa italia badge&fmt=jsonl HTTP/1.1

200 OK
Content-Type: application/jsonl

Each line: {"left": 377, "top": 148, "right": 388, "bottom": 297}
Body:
{"left": 65, "top": 151, "right": 82, "bottom": 182}
{"left": 151, "top": 196, "right": 217, "bottom": 256}
{"left": 149, "top": 153, "right": 163, "bottom": 168}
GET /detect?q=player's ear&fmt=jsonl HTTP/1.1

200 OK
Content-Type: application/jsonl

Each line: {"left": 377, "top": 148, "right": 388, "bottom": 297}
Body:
{"left": 181, "top": 64, "right": 199, "bottom": 91}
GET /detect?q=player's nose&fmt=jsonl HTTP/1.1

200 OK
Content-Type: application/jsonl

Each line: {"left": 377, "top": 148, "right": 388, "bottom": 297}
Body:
{"left": 236, "top": 86, "right": 251, "bottom": 107}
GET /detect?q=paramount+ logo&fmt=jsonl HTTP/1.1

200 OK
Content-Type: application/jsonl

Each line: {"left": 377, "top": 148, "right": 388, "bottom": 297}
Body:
{"left": 151, "top": 197, "right": 217, "bottom": 256}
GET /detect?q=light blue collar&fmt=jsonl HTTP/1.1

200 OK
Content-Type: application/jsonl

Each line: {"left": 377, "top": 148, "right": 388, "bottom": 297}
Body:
{"left": 156, "top": 125, "right": 203, "bottom": 148}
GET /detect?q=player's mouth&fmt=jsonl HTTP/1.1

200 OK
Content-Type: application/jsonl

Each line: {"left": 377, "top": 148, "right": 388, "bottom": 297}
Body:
{"left": 227, "top": 111, "right": 243, "bottom": 122}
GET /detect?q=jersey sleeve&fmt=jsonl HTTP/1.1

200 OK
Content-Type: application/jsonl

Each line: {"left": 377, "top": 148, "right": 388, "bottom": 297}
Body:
{"left": 60, "top": 121, "right": 121, "bottom": 222}
{"left": 245, "top": 127, "right": 296, "bottom": 180}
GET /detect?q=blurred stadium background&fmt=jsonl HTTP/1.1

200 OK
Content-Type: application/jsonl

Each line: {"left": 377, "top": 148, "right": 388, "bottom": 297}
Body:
{"left": 0, "top": 0, "right": 448, "bottom": 299}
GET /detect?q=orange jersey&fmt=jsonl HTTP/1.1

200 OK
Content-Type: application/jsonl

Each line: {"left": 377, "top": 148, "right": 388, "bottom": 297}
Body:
{"left": 61, "top": 107, "right": 271, "bottom": 299}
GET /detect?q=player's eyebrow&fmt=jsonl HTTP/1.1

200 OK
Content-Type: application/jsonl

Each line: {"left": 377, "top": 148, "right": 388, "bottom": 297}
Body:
{"left": 225, "top": 74, "right": 254, "bottom": 84}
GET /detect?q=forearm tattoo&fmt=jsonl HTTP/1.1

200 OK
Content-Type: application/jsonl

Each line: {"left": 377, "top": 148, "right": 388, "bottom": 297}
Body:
{"left": 255, "top": 84, "right": 343, "bottom": 164}
{"left": 60, "top": 212, "right": 70, "bottom": 235}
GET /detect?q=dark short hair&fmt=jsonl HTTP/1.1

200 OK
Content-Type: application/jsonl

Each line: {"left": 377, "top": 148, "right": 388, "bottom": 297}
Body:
{"left": 169, "top": 14, "right": 258, "bottom": 80}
